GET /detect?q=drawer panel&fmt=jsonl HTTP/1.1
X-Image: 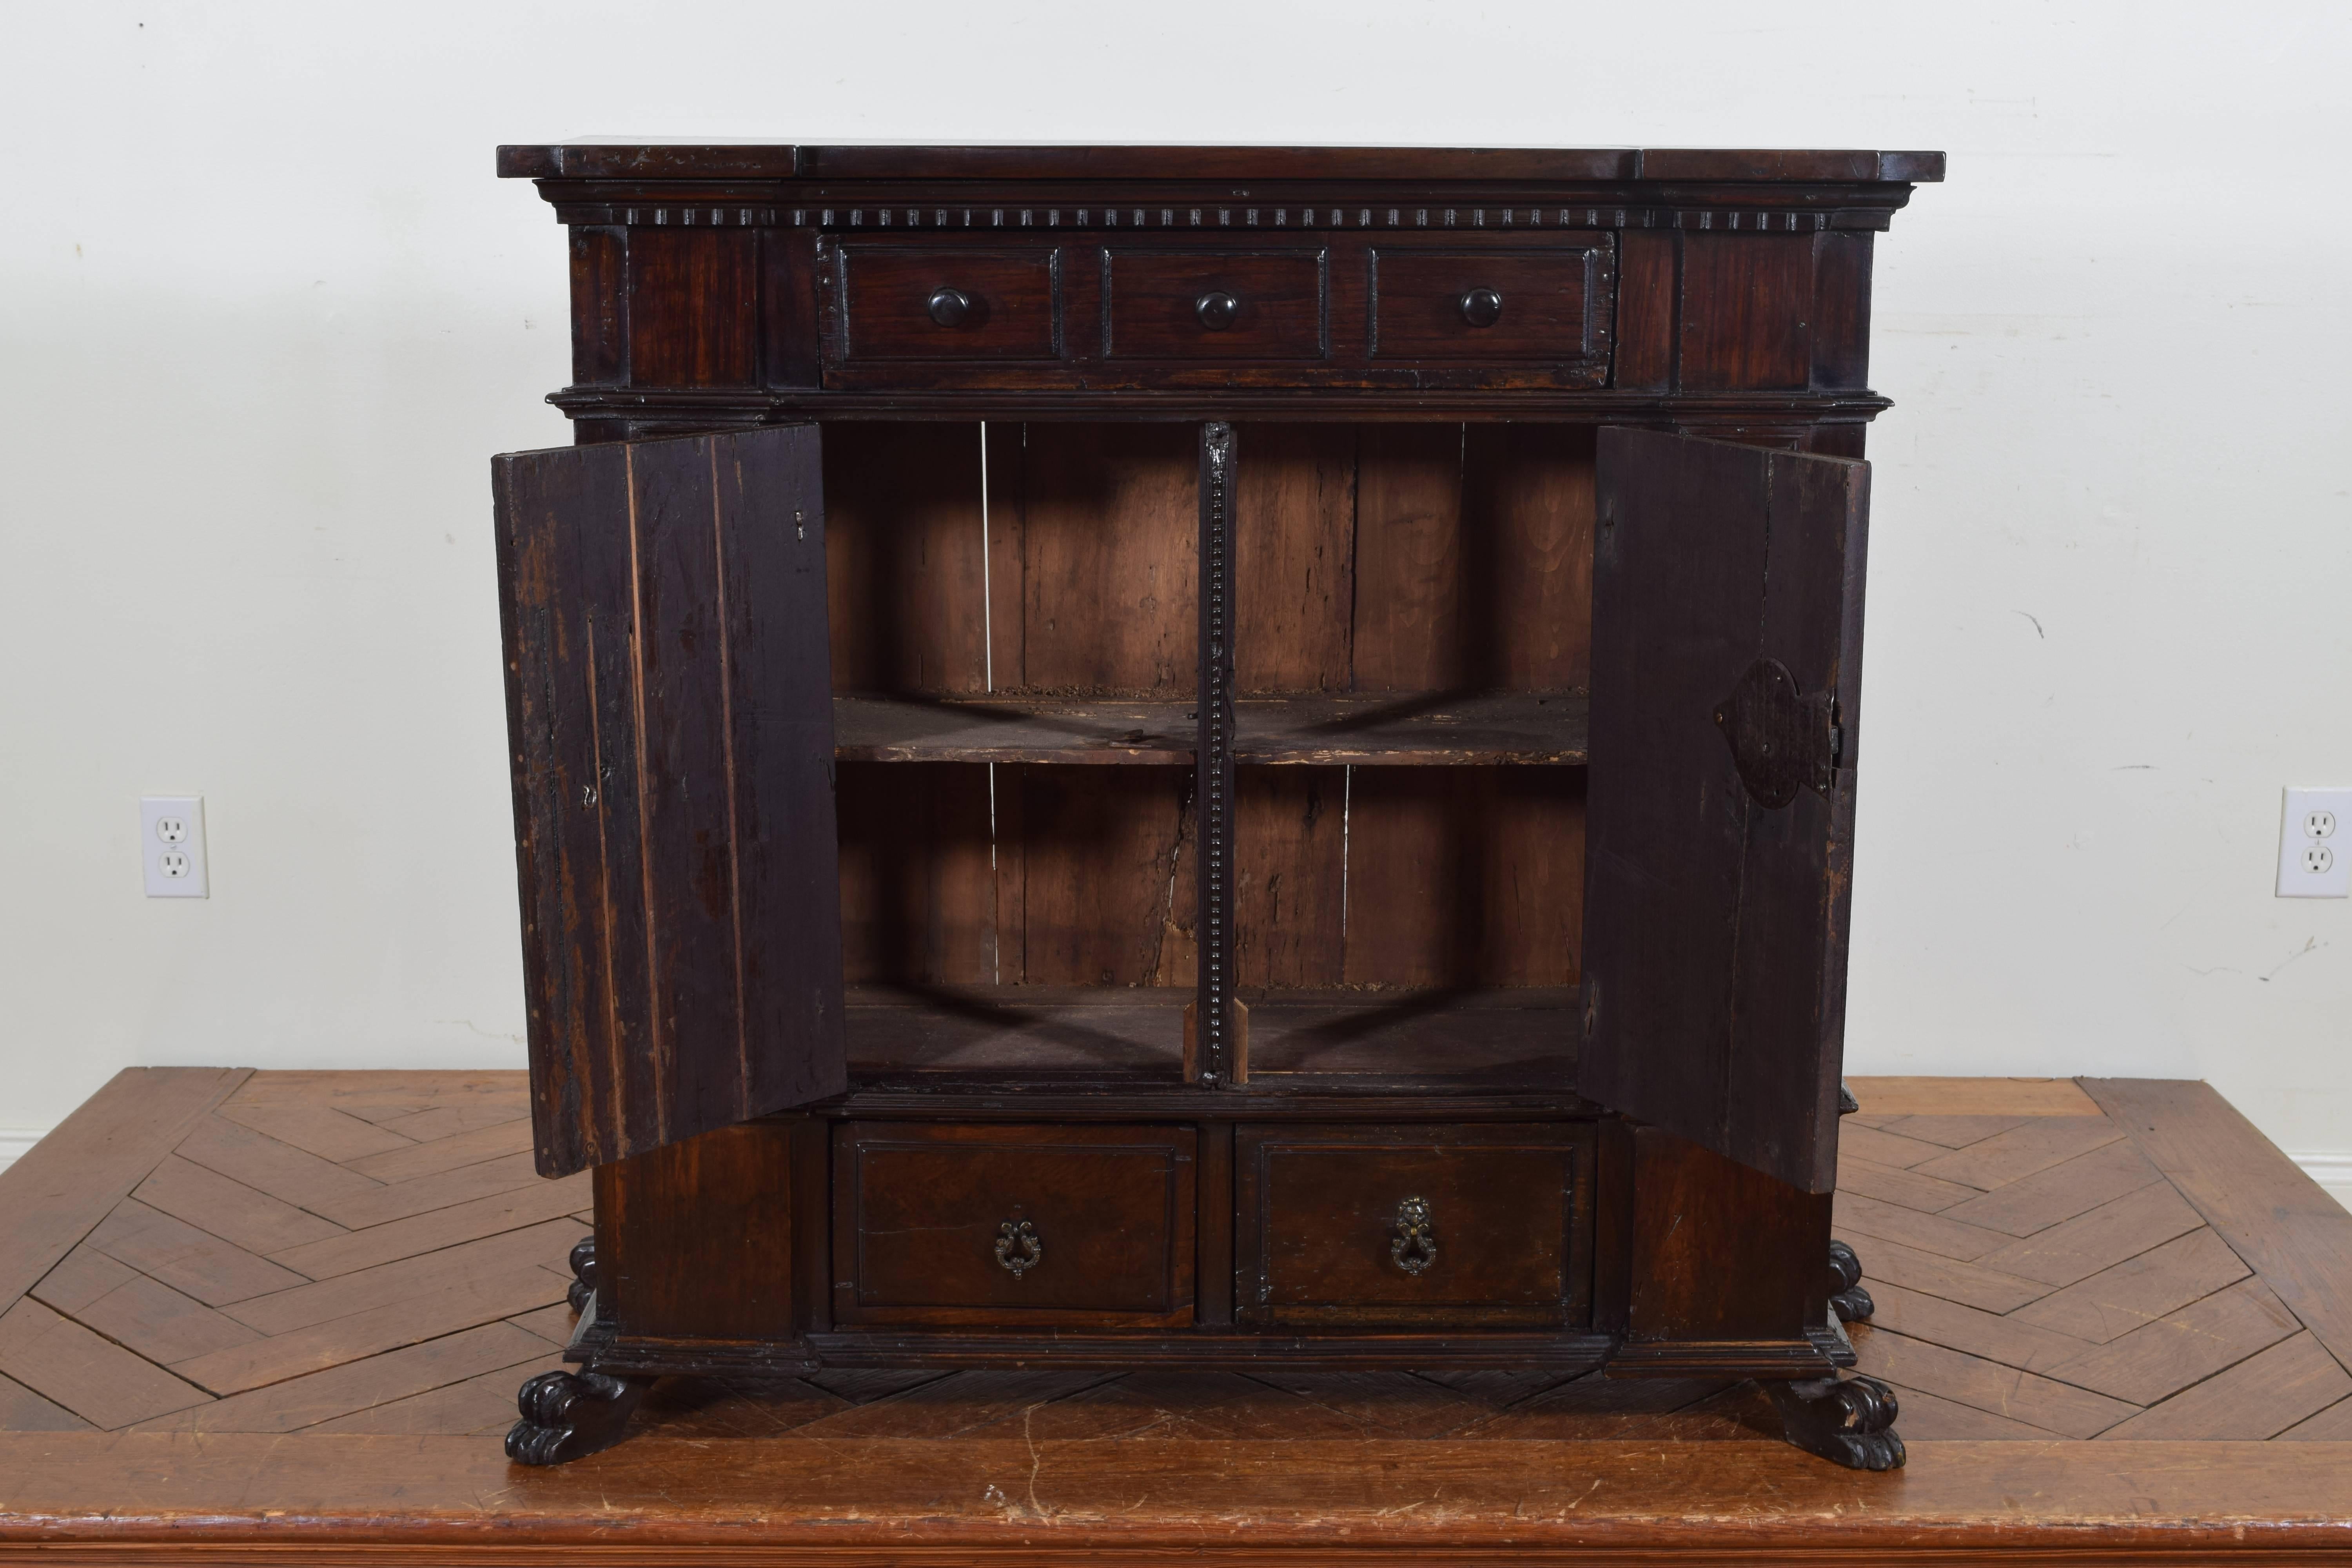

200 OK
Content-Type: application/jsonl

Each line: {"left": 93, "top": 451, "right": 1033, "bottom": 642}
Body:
{"left": 829, "top": 243, "right": 1064, "bottom": 361}
{"left": 1370, "top": 243, "right": 1613, "bottom": 365}
{"left": 1102, "top": 247, "right": 1328, "bottom": 360}
{"left": 834, "top": 1122, "right": 1195, "bottom": 1325}
{"left": 1236, "top": 1123, "right": 1593, "bottom": 1327}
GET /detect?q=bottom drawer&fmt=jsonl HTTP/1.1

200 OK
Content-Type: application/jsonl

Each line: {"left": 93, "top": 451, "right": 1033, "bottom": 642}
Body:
{"left": 834, "top": 1122, "right": 1196, "bottom": 1327}
{"left": 1236, "top": 1123, "right": 1593, "bottom": 1327}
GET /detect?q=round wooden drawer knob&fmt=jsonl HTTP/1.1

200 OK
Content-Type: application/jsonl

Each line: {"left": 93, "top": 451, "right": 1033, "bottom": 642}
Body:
{"left": 928, "top": 287, "right": 973, "bottom": 327}
{"left": 1459, "top": 287, "right": 1504, "bottom": 328}
{"left": 1195, "top": 291, "right": 1242, "bottom": 330}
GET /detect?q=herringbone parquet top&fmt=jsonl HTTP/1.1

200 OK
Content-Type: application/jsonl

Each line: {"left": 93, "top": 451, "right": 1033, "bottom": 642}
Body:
{"left": 0, "top": 1072, "right": 2347, "bottom": 1443}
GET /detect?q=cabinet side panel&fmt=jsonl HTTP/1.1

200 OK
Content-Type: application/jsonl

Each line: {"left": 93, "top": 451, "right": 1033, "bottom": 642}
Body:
{"left": 1677, "top": 233, "right": 1813, "bottom": 392}
{"left": 568, "top": 227, "right": 627, "bottom": 386}
{"left": 1626, "top": 1125, "right": 1826, "bottom": 1343}
{"left": 599, "top": 1122, "right": 797, "bottom": 1341}
{"left": 1810, "top": 232, "right": 1874, "bottom": 391}
{"left": 627, "top": 230, "right": 759, "bottom": 387}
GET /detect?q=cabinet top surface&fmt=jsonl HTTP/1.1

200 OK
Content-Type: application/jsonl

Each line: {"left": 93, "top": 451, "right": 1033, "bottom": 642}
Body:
{"left": 497, "top": 142, "right": 1945, "bottom": 185}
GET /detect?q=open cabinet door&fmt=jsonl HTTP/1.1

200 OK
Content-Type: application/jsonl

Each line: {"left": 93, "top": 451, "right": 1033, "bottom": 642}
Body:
{"left": 1580, "top": 428, "right": 1866, "bottom": 1194}
{"left": 494, "top": 424, "right": 845, "bottom": 1178}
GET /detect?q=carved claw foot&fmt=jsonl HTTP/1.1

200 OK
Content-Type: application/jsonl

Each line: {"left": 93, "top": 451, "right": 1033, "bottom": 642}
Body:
{"left": 1766, "top": 1374, "right": 1905, "bottom": 1470}
{"left": 1828, "top": 1238, "right": 1874, "bottom": 1323}
{"left": 505, "top": 1368, "right": 652, "bottom": 1465}
{"left": 566, "top": 1237, "right": 597, "bottom": 1316}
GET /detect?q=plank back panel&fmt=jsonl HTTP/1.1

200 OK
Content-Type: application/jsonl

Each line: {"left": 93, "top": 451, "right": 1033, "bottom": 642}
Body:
{"left": 1014, "top": 424, "right": 1196, "bottom": 695}
{"left": 1349, "top": 424, "right": 1595, "bottom": 694}
{"left": 1232, "top": 424, "right": 1356, "bottom": 694}
{"left": 1581, "top": 428, "right": 1865, "bottom": 1192}
{"left": 494, "top": 425, "right": 846, "bottom": 1177}
{"left": 1463, "top": 424, "right": 1597, "bottom": 691}
{"left": 1233, "top": 768, "right": 1347, "bottom": 988}
{"left": 1013, "top": 764, "right": 1195, "bottom": 986}
{"left": 1350, "top": 423, "right": 1468, "bottom": 691}
{"left": 824, "top": 423, "right": 989, "bottom": 695}
{"left": 1341, "top": 768, "right": 1585, "bottom": 989}
{"left": 825, "top": 420, "right": 1594, "bottom": 999}
{"left": 835, "top": 762, "right": 997, "bottom": 986}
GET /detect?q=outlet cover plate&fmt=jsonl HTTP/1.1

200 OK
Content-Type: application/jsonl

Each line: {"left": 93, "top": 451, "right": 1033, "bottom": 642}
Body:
{"left": 141, "top": 796, "right": 208, "bottom": 898}
{"left": 2278, "top": 786, "right": 2352, "bottom": 899}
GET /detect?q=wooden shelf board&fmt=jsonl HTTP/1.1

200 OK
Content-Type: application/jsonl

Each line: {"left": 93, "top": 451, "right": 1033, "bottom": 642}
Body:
{"left": 834, "top": 691, "right": 1588, "bottom": 766}
{"left": 844, "top": 984, "right": 1578, "bottom": 1079}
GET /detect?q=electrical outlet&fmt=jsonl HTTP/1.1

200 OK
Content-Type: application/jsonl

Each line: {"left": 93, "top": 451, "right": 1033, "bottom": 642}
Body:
{"left": 141, "top": 796, "right": 209, "bottom": 898}
{"left": 2278, "top": 787, "right": 2352, "bottom": 898}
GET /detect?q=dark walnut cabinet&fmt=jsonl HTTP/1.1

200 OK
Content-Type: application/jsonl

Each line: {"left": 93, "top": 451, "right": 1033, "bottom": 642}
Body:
{"left": 489, "top": 143, "right": 1940, "bottom": 1471}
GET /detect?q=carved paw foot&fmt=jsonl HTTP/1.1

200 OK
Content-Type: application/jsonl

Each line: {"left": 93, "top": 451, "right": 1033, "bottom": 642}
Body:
{"left": 1766, "top": 1374, "right": 1905, "bottom": 1471}
{"left": 1828, "top": 1238, "right": 1874, "bottom": 1323}
{"left": 505, "top": 1368, "right": 651, "bottom": 1465}
{"left": 566, "top": 1237, "right": 597, "bottom": 1316}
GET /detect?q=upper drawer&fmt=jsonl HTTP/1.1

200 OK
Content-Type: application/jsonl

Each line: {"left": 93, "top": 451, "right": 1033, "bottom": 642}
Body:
{"left": 1370, "top": 243, "right": 1613, "bottom": 364}
{"left": 1102, "top": 247, "right": 1328, "bottom": 361}
{"left": 833, "top": 1122, "right": 1195, "bottom": 1326}
{"left": 1236, "top": 1123, "right": 1593, "bottom": 1328}
{"left": 826, "top": 242, "right": 1065, "bottom": 362}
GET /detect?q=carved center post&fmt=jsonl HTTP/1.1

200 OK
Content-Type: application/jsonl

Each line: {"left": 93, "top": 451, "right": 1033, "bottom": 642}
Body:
{"left": 1192, "top": 422, "right": 1245, "bottom": 1085}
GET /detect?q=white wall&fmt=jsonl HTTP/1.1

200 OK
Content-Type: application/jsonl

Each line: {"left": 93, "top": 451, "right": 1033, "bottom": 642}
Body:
{"left": 3, "top": 1, "right": 2346, "bottom": 1193}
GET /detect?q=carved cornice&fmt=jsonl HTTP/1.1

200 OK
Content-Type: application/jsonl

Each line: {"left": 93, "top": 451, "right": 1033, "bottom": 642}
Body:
{"left": 546, "top": 385, "right": 1895, "bottom": 426}
{"left": 547, "top": 198, "right": 1896, "bottom": 234}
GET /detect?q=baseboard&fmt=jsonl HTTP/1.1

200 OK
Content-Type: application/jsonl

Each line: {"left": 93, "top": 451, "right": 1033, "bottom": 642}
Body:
{"left": 2290, "top": 1151, "right": 2352, "bottom": 1214}
{"left": 0, "top": 1128, "right": 46, "bottom": 1177}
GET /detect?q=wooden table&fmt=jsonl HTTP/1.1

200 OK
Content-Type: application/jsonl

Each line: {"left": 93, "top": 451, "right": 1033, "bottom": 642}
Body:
{"left": 3, "top": 1069, "right": 2349, "bottom": 1564}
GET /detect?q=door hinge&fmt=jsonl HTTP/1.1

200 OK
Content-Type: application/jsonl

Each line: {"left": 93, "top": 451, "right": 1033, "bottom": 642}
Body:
{"left": 1712, "top": 657, "right": 1841, "bottom": 808}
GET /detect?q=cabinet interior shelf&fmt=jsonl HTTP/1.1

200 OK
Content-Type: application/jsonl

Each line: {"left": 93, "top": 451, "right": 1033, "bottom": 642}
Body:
{"left": 845, "top": 984, "right": 1579, "bottom": 1081}
{"left": 834, "top": 691, "right": 1589, "bottom": 766}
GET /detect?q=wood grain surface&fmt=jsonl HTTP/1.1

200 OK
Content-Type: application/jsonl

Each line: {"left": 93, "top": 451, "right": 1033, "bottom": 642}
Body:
{"left": 0, "top": 1069, "right": 250, "bottom": 1320}
{"left": 2, "top": 1071, "right": 2348, "bottom": 1561}
{"left": 3, "top": 1435, "right": 2350, "bottom": 1561}
{"left": 832, "top": 690, "right": 1589, "bottom": 765}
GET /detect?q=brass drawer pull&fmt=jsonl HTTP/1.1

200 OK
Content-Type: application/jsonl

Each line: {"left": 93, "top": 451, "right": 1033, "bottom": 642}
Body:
{"left": 995, "top": 1218, "right": 1043, "bottom": 1277}
{"left": 1390, "top": 1196, "right": 1438, "bottom": 1276}
{"left": 928, "top": 287, "right": 973, "bottom": 327}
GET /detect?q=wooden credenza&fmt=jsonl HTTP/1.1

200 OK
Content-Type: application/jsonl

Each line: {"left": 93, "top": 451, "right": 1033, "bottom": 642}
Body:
{"left": 488, "top": 143, "right": 1940, "bottom": 1469}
